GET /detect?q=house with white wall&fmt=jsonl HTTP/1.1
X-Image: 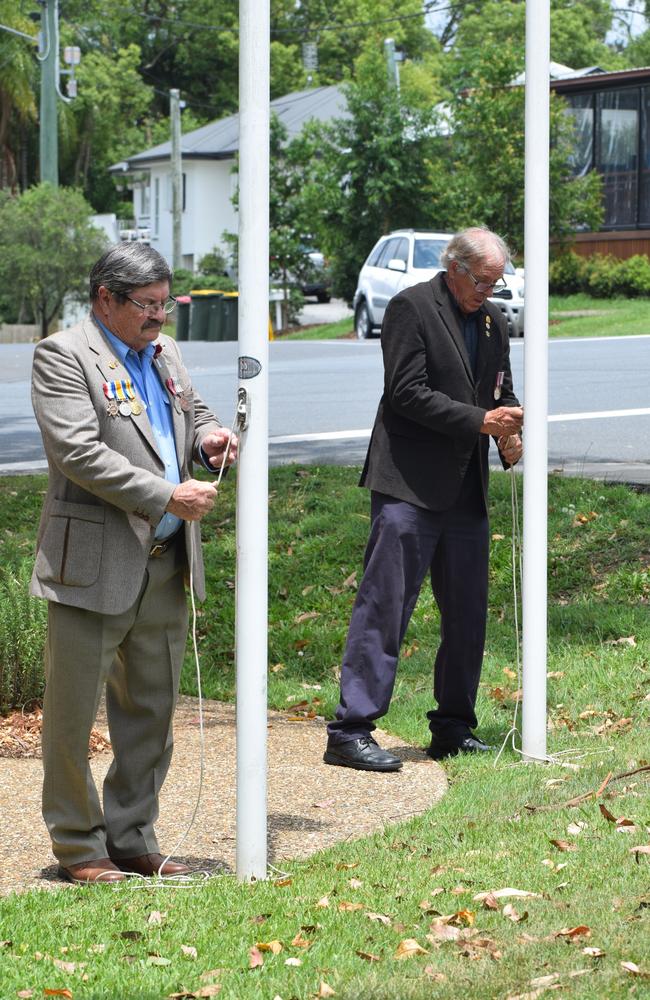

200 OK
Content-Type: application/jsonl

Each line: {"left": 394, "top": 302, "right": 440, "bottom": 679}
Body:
{"left": 110, "top": 85, "right": 347, "bottom": 272}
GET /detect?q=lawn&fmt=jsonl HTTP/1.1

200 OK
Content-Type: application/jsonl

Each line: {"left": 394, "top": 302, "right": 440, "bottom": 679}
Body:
{"left": 0, "top": 469, "right": 648, "bottom": 999}
{"left": 275, "top": 295, "right": 650, "bottom": 341}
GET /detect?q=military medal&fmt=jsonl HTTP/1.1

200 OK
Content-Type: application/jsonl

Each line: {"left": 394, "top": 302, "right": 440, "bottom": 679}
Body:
{"left": 130, "top": 400, "right": 143, "bottom": 415}
{"left": 107, "top": 399, "right": 118, "bottom": 417}
{"left": 119, "top": 401, "right": 131, "bottom": 416}
{"left": 485, "top": 315, "right": 491, "bottom": 338}
{"left": 103, "top": 381, "right": 119, "bottom": 417}
{"left": 494, "top": 370, "right": 504, "bottom": 401}
{"left": 108, "top": 359, "right": 119, "bottom": 370}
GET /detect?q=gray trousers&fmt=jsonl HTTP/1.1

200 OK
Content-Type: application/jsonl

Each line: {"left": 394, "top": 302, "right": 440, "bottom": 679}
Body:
{"left": 328, "top": 484, "right": 489, "bottom": 745}
{"left": 41, "top": 540, "right": 189, "bottom": 866}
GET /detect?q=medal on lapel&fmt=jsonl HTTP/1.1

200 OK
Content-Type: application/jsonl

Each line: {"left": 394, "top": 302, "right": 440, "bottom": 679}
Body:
{"left": 103, "top": 382, "right": 118, "bottom": 417}
{"left": 485, "top": 315, "right": 491, "bottom": 338}
{"left": 494, "top": 370, "right": 504, "bottom": 401}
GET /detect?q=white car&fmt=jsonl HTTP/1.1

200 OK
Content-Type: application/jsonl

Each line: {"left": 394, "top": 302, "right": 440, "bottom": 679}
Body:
{"left": 352, "top": 230, "right": 525, "bottom": 339}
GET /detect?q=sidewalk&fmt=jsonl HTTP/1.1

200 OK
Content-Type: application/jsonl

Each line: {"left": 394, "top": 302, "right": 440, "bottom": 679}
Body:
{"left": 0, "top": 697, "right": 447, "bottom": 897}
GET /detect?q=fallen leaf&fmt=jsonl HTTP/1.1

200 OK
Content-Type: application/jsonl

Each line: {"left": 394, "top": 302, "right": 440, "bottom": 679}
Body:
{"left": 630, "top": 845, "right": 650, "bottom": 859}
{"left": 395, "top": 938, "right": 428, "bottom": 960}
{"left": 583, "top": 947, "right": 606, "bottom": 957}
{"left": 294, "top": 611, "right": 320, "bottom": 624}
{"left": 316, "top": 982, "right": 336, "bottom": 997}
{"left": 338, "top": 901, "right": 363, "bottom": 912}
{"left": 482, "top": 893, "right": 499, "bottom": 910}
{"left": 249, "top": 946, "right": 264, "bottom": 969}
{"left": 315, "top": 895, "right": 330, "bottom": 908}
{"left": 567, "top": 822, "right": 586, "bottom": 835}
{"left": 17, "top": 992, "right": 34, "bottom": 999}
{"left": 550, "top": 838, "right": 577, "bottom": 852}
{"left": 291, "top": 933, "right": 311, "bottom": 949}
{"left": 195, "top": 989, "right": 222, "bottom": 998}
{"left": 148, "top": 910, "right": 167, "bottom": 925}
{"left": 148, "top": 955, "right": 172, "bottom": 966}
{"left": 474, "top": 888, "right": 540, "bottom": 901}
{"left": 181, "top": 944, "right": 198, "bottom": 959}
{"left": 621, "top": 960, "right": 643, "bottom": 975}
{"left": 274, "top": 878, "right": 292, "bottom": 887}
{"left": 52, "top": 960, "right": 78, "bottom": 973}
{"left": 423, "top": 966, "right": 446, "bottom": 981}
{"left": 120, "top": 930, "right": 143, "bottom": 941}
{"left": 199, "top": 970, "right": 224, "bottom": 982}
{"left": 284, "top": 957, "right": 302, "bottom": 966}
{"left": 356, "top": 950, "right": 381, "bottom": 962}
{"left": 426, "top": 923, "right": 461, "bottom": 942}
{"left": 312, "top": 799, "right": 335, "bottom": 809}
{"left": 335, "top": 862, "right": 358, "bottom": 870}
{"left": 256, "top": 940, "right": 283, "bottom": 954}
{"left": 555, "top": 925, "right": 591, "bottom": 939}
{"left": 349, "top": 877, "right": 363, "bottom": 889}
{"left": 365, "top": 911, "right": 391, "bottom": 925}
{"left": 609, "top": 635, "right": 637, "bottom": 646}
{"left": 503, "top": 903, "right": 527, "bottom": 923}
{"left": 44, "top": 992, "right": 73, "bottom": 999}
{"left": 546, "top": 671, "right": 564, "bottom": 679}
{"left": 530, "top": 973, "right": 561, "bottom": 988}
{"left": 449, "top": 909, "right": 475, "bottom": 926}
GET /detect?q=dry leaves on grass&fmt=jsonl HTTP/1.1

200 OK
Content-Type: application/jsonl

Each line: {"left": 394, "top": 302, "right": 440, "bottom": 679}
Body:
{"left": 395, "top": 938, "right": 428, "bottom": 960}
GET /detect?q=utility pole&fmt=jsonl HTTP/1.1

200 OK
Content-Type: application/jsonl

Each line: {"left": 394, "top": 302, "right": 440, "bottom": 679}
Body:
{"left": 170, "top": 88, "right": 182, "bottom": 269}
{"left": 39, "top": 0, "right": 59, "bottom": 186}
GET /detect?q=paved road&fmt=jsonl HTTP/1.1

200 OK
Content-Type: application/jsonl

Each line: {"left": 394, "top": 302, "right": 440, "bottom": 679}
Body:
{"left": 1, "top": 334, "right": 648, "bottom": 484}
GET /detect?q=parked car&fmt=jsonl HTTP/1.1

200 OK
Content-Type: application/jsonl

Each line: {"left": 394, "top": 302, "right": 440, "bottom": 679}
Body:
{"left": 352, "top": 230, "right": 525, "bottom": 339}
{"left": 300, "top": 247, "right": 332, "bottom": 303}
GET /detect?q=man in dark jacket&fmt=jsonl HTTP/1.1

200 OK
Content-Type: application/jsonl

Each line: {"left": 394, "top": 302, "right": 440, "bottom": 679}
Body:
{"left": 324, "top": 227, "right": 523, "bottom": 772}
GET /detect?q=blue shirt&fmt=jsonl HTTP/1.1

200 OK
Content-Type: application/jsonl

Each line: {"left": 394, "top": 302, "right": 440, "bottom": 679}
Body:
{"left": 94, "top": 316, "right": 182, "bottom": 541}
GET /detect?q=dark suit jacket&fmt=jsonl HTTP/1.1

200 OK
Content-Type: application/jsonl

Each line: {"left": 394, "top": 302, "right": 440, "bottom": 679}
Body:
{"left": 361, "top": 272, "right": 520, "bottom": 511}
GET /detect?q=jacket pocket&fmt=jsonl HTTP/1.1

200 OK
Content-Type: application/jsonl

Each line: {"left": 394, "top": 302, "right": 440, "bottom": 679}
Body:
{"left": 35, "top": 500, "right": 105, "bottom": 588}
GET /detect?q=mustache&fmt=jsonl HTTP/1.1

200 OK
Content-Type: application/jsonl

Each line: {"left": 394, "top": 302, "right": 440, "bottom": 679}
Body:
{"left": 143, "top": 321, "right": 162, "bottom": 330}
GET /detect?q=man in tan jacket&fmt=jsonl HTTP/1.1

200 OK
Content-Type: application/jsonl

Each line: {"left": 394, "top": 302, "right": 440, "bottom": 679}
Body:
{"left": 31, "top": 242, "right": 237, "bottom": 883}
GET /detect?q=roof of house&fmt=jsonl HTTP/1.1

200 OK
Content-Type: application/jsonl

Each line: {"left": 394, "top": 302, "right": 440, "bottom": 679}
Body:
{"left": 110, "top": 85, "right": 347, "bottom": 173}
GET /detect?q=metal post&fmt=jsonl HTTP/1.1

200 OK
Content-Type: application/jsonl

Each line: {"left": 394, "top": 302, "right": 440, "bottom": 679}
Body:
{"left": 522, "top": 0, "right": 550, "bottom": 762}
{"left": 384, "top": 38, "right": 399, "bottom": 91}
{"left": 170, "top": 89, "right": 182, "bottom": 270}
{"left": 236, "top": 0, "right": 270, "bottom": 880}
{"left": 39, "top": 0, "right": 58, "bottom": 186}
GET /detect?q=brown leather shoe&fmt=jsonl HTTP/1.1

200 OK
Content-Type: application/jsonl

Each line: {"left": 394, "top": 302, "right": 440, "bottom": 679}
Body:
{"left": 114, "top": 853, "right": 190, "bottom": 877}
{"left": 59, "top": 858, "right": 126, "bottom": 884}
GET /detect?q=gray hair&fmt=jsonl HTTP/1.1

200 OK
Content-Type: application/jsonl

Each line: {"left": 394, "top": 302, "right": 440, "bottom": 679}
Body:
{"left": 89, "top": 242, "right": 173, "bottom": 302}
{"left": 440, "top": 226, "right": 510, "bottom": 272}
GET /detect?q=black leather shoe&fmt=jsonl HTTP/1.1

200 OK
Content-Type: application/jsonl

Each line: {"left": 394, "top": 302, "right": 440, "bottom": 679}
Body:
{"left": 426, "top": 734, "right": 494, "bottom": 760}
{"left": 323, "top": 736, "right": 402, "bottom": 772}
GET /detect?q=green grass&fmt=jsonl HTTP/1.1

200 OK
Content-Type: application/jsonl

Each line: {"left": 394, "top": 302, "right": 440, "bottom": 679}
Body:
{"left": 549, "top": 293, "right": 650, "bottom": 338}
{"left": 0, "top": 470, "right": 649, "bottom": 999}
{"left": 278, "top": 316, "right": 354, "bottom": 341}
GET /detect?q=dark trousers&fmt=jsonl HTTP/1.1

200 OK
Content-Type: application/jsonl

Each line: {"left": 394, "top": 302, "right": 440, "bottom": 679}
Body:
{"left": 327, "top": 481, "right": 489, "bottom": 745}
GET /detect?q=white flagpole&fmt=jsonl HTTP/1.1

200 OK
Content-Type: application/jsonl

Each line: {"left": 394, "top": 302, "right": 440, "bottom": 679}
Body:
{"left": 236, "top": 0, "right": 270, "bottom": 879}
{"left": 522, "top": 0, "right": 550, "bottom": 761}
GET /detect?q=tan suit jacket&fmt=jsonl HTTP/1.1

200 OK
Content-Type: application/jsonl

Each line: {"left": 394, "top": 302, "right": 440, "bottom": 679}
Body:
{"left": 30, "top": 316, "right": 221, "bottom": 615}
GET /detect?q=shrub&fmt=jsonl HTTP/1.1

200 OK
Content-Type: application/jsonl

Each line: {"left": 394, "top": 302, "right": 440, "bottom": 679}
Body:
{"left": 549, "top": 251, "right": 587, "bottom": 295}
{"left": 0, "top": 563, "right": 47, "bottom": 716}
{"left": 584, "top": 254, "right": 624, "bottom": 298}
{"left": 617, "top": 254, "right": 650, "bottom": 296}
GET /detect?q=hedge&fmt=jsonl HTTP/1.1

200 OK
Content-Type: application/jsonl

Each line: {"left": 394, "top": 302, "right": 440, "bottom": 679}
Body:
{"left": 549, "top": 251, "right": 650, "bottom": 297}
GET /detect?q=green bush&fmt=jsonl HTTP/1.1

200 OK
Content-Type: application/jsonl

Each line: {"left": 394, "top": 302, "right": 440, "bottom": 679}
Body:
{"left": 548, "top": 251, "right": 587, "bottom": 295}
{"left": 0, "top": 563, "right": 47, "bottom": 716}
{"left": 617, "top": 254, "right": 650, "bottom": 296}
{"left": 549, "top": 250, "right": 650, "bottom": 298}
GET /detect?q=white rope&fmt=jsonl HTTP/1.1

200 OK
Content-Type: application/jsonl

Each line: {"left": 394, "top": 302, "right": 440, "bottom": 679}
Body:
{"left": 494, "top": 468, "right": 608, "bottom": 769}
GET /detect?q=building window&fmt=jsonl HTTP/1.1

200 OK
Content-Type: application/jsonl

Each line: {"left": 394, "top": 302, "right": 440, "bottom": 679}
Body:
{"left": 140, "top": 183, "right": 150, "bottom": 218}
{"left": 565, "top": 93, "right": 594, "bottom": 177}
{"left": 596, "top": 88, "right": 639, "bottom": 228}
{"left": 639, "top": 87, "right": 650, "bottom": 224}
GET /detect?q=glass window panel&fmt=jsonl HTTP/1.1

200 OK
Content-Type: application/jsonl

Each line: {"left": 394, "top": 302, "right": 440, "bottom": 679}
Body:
{"left": 639, "top": 87, "right": 650, "bottom": 224}
{"left": 413, "top": 238, "right": 447, "bottom": 269}
{"left": 565, "top": 93, "right": 594, "bottom": 177}
{"left": 596, "top": 89, "right": 639, "bottom": 227}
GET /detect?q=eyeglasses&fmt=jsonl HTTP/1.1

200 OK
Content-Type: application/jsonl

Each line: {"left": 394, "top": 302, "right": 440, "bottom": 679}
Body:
{"left": 124, "top": 294, "right": 177, "bottom": 315}
{"left": 461, "top": 268, "right": 507, "bottom": 294}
